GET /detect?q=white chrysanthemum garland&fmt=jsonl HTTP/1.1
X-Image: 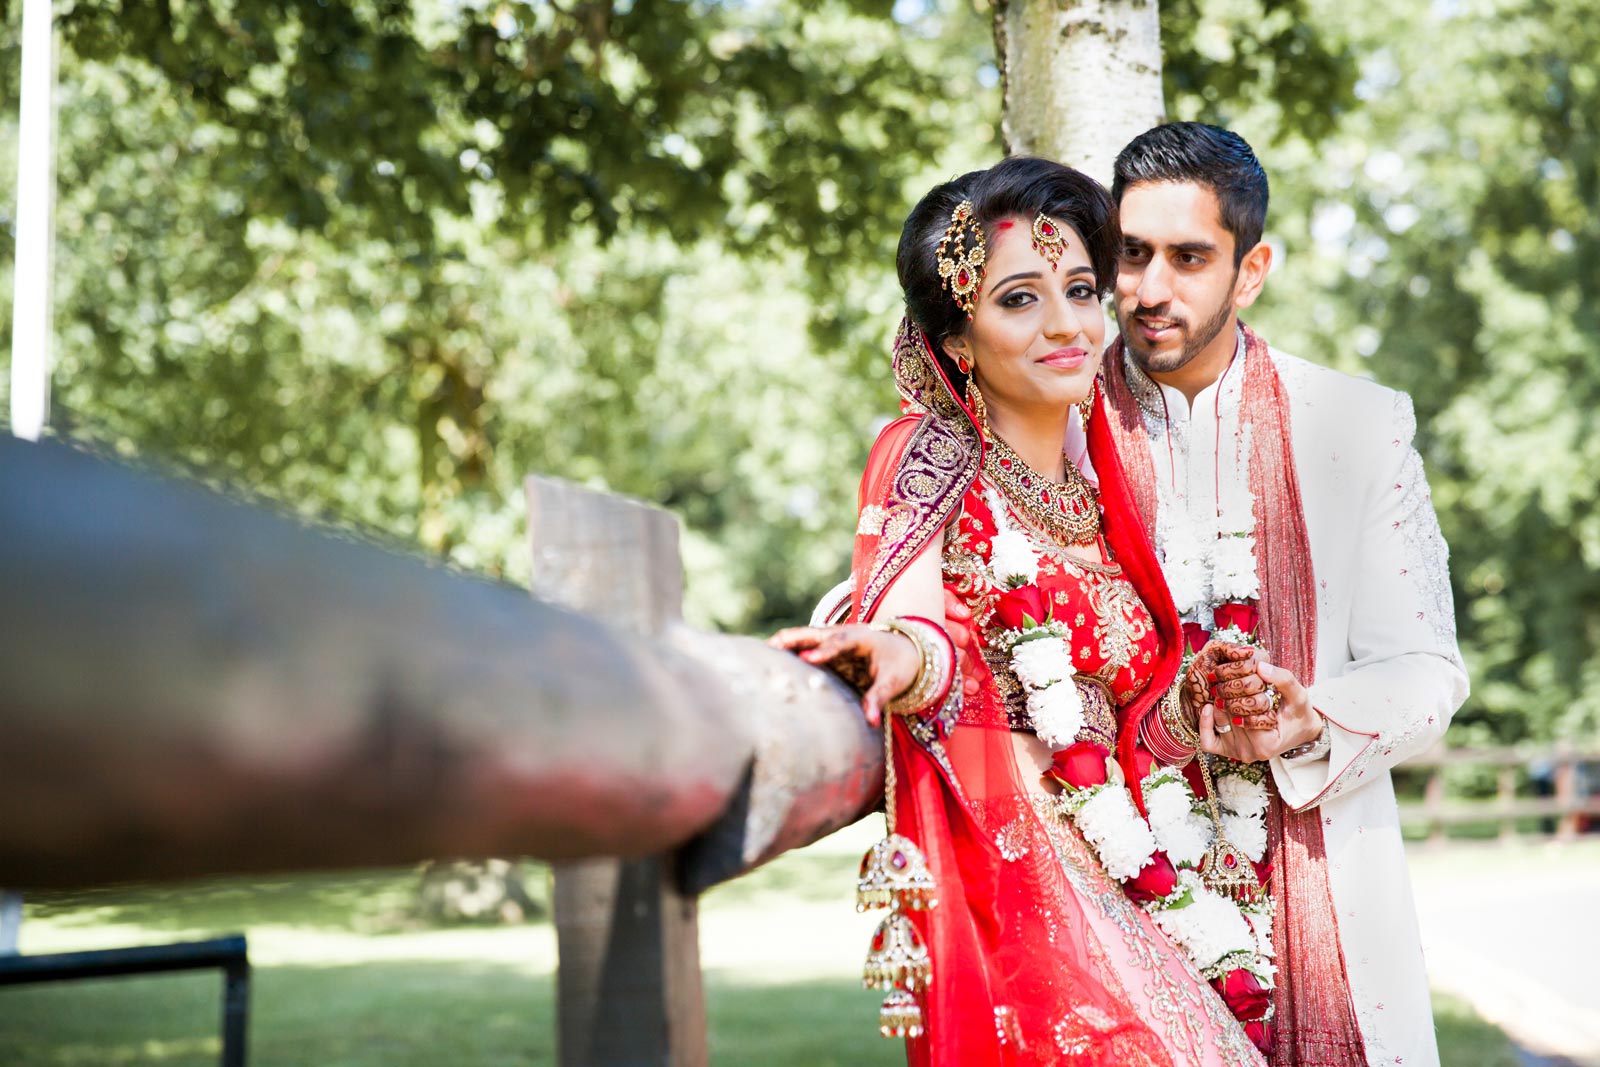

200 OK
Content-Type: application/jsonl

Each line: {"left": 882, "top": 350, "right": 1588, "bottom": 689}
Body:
{"left": 1154, "top": 423, "right": 1259, "bottom": 620}
{"left": 982, "top": 486, "right": 1277, "bottom": 1034}
{"left": 983, "top": 486, "right": 1085, "bottom": 748}
{"left": 1053, "top": 758, "right": 1275, "bottom": 983}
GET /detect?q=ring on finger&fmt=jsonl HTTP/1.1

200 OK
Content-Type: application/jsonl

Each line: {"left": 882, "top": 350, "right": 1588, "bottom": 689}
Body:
{"left": 1215, "top": 720, "right": 1232, "bottom": 735}
{"left": 1267, "top": 686, "right": 1282, "bottom": 713}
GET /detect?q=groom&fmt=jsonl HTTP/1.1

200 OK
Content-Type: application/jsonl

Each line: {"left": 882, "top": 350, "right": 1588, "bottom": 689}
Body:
{"left": 1106, "top": 122, "right": 1469, "bottom": 1067}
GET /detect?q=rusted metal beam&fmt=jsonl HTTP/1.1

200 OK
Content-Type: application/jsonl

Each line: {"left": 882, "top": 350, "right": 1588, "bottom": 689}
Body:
{"left": 0, "top": 438, "right": 877, "bottom": 889}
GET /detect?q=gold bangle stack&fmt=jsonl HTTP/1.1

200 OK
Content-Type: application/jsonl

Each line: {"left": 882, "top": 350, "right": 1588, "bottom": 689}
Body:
{"left": 1159, "top": 675, "right": 1201, "bottom": 751}
{"left": 884, "top": 618, "right": 951, "bottom": 719}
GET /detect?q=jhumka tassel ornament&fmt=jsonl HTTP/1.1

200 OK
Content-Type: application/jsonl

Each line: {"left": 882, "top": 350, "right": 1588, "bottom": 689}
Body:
{"left": 863, "top": 910, "right": 933, "bottom": 990}
{"left": 856, "top": 834, "right": 938, "bottom": 910}
{"left": 879, "top": 988, "right": 926, "bottom": 1039}
{"left": 857, "top": 711, "right": 938, "bottom": 1038}
{"left": 1197, "top": 754, "right": 1265, "bottom": 904}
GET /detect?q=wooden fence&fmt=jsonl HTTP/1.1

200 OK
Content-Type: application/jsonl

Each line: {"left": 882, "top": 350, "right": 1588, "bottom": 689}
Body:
{"left": 1398, "top": 744, "right": 1600, "bottom": 844}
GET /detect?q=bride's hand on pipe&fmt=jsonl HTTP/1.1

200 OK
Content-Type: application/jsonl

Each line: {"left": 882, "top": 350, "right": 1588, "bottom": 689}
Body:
{"left": 767, "top": 624, "right": 922, "bottom": 728}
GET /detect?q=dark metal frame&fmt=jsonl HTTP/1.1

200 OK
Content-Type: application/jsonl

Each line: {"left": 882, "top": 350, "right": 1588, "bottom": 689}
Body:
{"left": 0, "top": 935, "right": 251, "bottom": 1067}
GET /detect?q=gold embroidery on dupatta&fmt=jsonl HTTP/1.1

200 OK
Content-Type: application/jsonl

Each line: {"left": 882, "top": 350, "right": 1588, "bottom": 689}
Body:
{"left": 857, "top": 504, "right": 889, "bottom": 536}
{"left": 860, "top": 415, "right": 981, "bottom": 620}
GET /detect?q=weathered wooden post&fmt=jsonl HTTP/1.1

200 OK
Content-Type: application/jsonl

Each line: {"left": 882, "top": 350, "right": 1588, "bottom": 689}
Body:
{"left": 1424, "top": 768, "right": 1447, "bottom": 848}
{"left": 528, "top": 477, "right": 708, "bottom": 1067}
{"left": 1496, "top": 765, "right": 1518, "bottom": 845}
{"left": 1553, "top": 746, "right": 1579, "bottom": 844}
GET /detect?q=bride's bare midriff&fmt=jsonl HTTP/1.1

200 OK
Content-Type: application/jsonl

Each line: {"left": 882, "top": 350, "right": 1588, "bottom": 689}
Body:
{"left": 1011, "top": 731, "right": 1062, "bottom": 797}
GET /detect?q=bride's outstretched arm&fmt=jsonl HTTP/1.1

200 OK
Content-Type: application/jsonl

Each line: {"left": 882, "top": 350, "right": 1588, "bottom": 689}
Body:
{"left": 769, "top": 539, "right": 946, "bottom": 727}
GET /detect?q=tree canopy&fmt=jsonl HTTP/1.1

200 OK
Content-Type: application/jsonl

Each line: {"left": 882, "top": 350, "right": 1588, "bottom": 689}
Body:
{"left": 1, "top": 0, "right": 1594, "bottom": 742}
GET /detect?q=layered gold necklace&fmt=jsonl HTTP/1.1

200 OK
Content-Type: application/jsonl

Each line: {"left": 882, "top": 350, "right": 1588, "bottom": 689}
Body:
{"left": 983, "top": 432, "right": 1102, "bottom": 547}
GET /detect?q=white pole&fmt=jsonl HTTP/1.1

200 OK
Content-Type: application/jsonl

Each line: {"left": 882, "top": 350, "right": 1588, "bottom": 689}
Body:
{"left": 10, "top": 0, "right": 59, "bottom": 441}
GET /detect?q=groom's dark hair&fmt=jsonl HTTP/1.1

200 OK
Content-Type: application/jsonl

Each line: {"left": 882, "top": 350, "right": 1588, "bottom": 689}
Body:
{"left": 1112, "top": 122, "right": 1269, "bottom": 267}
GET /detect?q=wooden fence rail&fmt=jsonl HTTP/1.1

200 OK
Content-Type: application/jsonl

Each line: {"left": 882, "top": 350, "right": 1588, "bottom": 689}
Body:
{"left": 1398, "top": 744, "right": 1600, "bottom": 844}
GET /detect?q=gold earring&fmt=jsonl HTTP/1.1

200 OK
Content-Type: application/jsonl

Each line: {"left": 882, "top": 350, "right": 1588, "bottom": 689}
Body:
{"left": 965, "top": 376, "right": 988, "bottom": 434}
{"left": 1078, "top": 377, "right": 1096, "bottom": 430}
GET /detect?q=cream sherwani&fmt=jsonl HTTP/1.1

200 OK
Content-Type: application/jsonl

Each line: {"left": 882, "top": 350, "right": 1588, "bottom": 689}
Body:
{"left": 1123, "top": 342, "right": 1469, "bottom": 1067}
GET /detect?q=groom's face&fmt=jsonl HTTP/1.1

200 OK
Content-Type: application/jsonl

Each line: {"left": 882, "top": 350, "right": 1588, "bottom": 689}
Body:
{"left": 1114, "top": 180, "right": 1240, "bottom": 375}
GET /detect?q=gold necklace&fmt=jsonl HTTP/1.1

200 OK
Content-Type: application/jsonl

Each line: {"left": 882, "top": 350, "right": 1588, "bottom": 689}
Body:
{"left": 983, "top": 432, "right": 1101, "bottom": 546}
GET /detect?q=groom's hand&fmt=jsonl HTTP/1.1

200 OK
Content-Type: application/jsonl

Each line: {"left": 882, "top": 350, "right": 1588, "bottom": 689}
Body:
{"left": 1198, "top": 661, "right": 1322, "bottom": 763}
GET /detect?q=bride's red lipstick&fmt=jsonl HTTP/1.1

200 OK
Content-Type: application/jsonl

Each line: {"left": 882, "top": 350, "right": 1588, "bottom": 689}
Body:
{"left": 1039, "top": 347, "right": 1088, "bottom": 369}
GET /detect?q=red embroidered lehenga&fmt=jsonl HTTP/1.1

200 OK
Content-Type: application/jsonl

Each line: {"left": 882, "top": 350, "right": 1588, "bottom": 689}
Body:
{"left": 848, "top": 320, "right": 1264, "bottom": 1067}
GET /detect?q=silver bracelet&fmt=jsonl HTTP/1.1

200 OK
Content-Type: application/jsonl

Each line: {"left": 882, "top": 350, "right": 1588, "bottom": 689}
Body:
{"left": 1281, "top": 716, "right": 1332, "bottom": 762}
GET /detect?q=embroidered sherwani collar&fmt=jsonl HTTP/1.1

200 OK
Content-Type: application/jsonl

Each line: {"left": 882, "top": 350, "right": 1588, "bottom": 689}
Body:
{"left": 1120, "top": 327, "right": 1248, "bottom": 428}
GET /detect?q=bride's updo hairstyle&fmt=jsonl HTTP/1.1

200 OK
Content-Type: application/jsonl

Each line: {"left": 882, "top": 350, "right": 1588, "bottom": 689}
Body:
{"left": 896, "top": 156, "right": 1119, "bottom": 382}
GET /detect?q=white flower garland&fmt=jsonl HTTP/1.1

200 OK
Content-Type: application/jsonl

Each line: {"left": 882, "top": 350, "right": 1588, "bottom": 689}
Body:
{"left": 1153, "top": 421, "right": 1260, "bottom": 619}
{"left": 983, "top": 486, "right": 1083, "bottom": 749}
{"left": 1052, "top": 762, "right": 1275, "bottom": 983}
{"left": 983, "top": 485, "right": 1276, "bottom": 988}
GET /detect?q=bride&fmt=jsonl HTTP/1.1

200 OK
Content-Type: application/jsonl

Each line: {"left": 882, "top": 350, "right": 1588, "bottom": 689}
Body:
{"left": 772, "top": 156, "right": 1271, "bottom": 1066}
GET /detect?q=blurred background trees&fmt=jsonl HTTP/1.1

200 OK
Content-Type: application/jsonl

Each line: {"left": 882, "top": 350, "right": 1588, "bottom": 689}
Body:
{"left": 0, "top": 0, "right": 1594, "bottom": 745}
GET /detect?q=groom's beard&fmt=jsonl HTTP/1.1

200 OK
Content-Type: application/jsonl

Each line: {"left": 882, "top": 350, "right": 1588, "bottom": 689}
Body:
{"left": 1120, "top": 284, "right": 1236, "bottom": 377}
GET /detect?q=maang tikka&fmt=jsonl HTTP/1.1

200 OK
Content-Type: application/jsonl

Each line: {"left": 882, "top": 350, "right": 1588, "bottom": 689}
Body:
{"left": 936, "top": 201, "right": 986, "bottom": 319}
{"left": 1032, "top": 212, "right": 1067, "bottom": 270}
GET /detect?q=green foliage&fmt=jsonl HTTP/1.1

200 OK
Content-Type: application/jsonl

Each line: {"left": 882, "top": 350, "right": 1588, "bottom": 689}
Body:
{"left": 1162, "top": 0, "right": 1357, "bottom": 143}
{"left": 55, "top": 0, "right": 939, "bottom": 265}
{"left": 0, "top": 0, "right": 997, "bottom": 631}
{"left": 2, "top": 0, "right": 1595, "bottom": 743}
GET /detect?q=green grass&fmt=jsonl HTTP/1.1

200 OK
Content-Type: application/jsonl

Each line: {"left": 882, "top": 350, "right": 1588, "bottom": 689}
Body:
{"left": 1433, "top": 991, "right": 1522, "bottom": 1067}
{"left": 0, "top": 835, "right": 1527, "bottom": 1066}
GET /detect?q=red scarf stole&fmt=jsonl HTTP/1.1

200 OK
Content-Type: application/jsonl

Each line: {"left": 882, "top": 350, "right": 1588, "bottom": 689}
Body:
{"left": 1101, "top": 325, "right": 1367, "bottom": 1067}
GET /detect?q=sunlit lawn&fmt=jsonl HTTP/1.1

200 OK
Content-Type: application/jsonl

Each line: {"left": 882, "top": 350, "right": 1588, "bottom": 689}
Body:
{"left": 0, "top": 828, "right": 1521, "bottom": 1066}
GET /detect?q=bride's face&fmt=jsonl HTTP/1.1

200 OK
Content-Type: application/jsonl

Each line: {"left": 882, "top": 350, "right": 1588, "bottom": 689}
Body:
{"left": 944, "top": 215, "right": 1104, "bottom": 419}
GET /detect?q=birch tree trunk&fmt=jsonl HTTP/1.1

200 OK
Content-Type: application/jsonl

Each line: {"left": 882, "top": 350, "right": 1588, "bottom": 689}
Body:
{"left": 994, "top": 0, "right": 1166, "bottom": 186}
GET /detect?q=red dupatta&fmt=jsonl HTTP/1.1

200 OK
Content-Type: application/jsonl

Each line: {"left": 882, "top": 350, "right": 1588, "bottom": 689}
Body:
{"left": 845, "top": 320, "right": 1185, "bottom": 1066}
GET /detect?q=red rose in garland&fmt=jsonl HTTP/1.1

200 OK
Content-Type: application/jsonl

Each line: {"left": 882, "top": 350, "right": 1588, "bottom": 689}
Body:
{"left": 1213, "top": 601, "right": 1259, "bottom": 634}
{"left": 1182, "top": 620, "right": 1210, "bottom": 654}
{"left": 1129, "top": 745, "right": 1157, "bottom": 784}
{"left": 1048, "top": 741, "right": 1109, "bottom": 791}
{"left": 1123, "top": 851, "right": 1178, "bottom": 904}
{"left": 993, "top": 585, "right": 1051, "bottom": 631}
{"left": 1213, "top": 968, "right": 1271, "bottom": 1021}
{"left": 1245, "top": 1019, "right": 1273, "bottom": 1054}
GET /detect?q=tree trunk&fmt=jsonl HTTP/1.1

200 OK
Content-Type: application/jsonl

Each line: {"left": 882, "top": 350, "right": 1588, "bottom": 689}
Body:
{"left": 994, "top": 0, "right": 1165, "bottom": 185}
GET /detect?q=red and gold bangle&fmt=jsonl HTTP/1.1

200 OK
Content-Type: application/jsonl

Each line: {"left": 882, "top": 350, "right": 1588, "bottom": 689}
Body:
{"left": 883, "top": 616, "right": 956, "bottom": 722}
{"left": 1143, "top": 675, "right": 1200, "bottom": 766}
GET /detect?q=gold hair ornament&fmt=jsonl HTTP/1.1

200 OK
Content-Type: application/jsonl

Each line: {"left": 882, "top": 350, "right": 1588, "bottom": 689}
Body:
{"left": 1032, "top": 212, "right": 1067, "bottom": 270}
{"left": 936, "top": 201, "right": 986, "bottom": 319}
